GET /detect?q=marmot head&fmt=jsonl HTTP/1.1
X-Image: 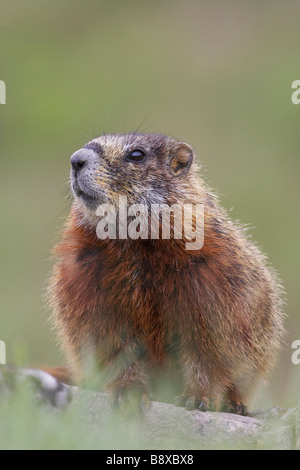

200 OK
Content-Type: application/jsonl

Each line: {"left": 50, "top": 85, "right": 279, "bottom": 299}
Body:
{"left": 70, "top": 133, "right": 197, "bottom": 215}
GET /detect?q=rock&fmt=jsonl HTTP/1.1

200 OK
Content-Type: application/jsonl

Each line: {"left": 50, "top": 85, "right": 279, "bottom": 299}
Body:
{"left": 0, "top": 366, "right": 298, "bottom": 449}
{"left": 68, "top": 387, "right": 260, "bottom": 449}
{"left": 0, "top": 365, "right": 71, "bottom": 410}
{"left": 255, "top": 407, "right": 297, "bottom": 450}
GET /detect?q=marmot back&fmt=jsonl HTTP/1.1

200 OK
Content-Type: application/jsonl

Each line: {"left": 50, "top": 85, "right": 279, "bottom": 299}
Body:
{"left": 49, "top": 133, "right": 285, "bottom": 415}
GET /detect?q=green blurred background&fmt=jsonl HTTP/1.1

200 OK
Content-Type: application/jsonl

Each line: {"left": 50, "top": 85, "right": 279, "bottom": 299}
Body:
{"left": 0, "top": 0, "right": 299, "bottom": 410}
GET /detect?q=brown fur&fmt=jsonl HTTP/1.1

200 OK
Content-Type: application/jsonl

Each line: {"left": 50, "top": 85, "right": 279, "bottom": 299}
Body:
{"left": 49, "top": 133, "right": 285, "bottom": 414}
{"left": 37, "top": 366, "right": 72, "bottom": 385}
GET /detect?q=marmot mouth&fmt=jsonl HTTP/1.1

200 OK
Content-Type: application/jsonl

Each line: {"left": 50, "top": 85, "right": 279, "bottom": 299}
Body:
{"left": 72, "top": 181, "right": 100, "bottom": 209}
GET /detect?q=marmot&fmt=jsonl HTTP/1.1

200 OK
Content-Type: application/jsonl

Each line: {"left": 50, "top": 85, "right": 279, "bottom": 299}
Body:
{"left": 49, "top": 133, "right": 285, "bottom": 415}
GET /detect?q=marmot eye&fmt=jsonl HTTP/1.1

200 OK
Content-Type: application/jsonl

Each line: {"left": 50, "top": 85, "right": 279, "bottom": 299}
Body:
{"left": 127, "top": 149, "right": 145, "bottom": 162}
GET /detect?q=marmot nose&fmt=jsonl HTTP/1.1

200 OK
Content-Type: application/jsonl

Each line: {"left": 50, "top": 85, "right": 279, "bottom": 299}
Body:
{"left": 70, "top": 150, "right": 88, "bottom": 173}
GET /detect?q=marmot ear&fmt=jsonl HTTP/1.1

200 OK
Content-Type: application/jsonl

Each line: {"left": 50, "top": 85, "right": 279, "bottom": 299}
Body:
{"left": 169, "top": 143, "right": 194, "bottom": 176}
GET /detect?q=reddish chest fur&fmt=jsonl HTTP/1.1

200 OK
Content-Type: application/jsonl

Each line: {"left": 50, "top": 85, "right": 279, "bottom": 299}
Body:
{"left": 54, "top": 211, "right": 214, "bottom": 367}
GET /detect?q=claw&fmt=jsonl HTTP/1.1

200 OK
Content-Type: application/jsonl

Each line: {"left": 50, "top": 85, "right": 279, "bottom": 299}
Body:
{"left": 174, "top": 394, "right": 187, "bottom": 407}
{"left": 185, "top": 396, "right": 198, "bottom": 410}
{"left": 198, "top": 399, "right": 209, "bottom": 412}
{"left": 174, "top": 393, "right": 215, "bottom": 412}
{"left": 111, "top": 387, "right": 150, "bottom": 415}
{"left": 223, "top": 400, "right": 249, "bottom": 416}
